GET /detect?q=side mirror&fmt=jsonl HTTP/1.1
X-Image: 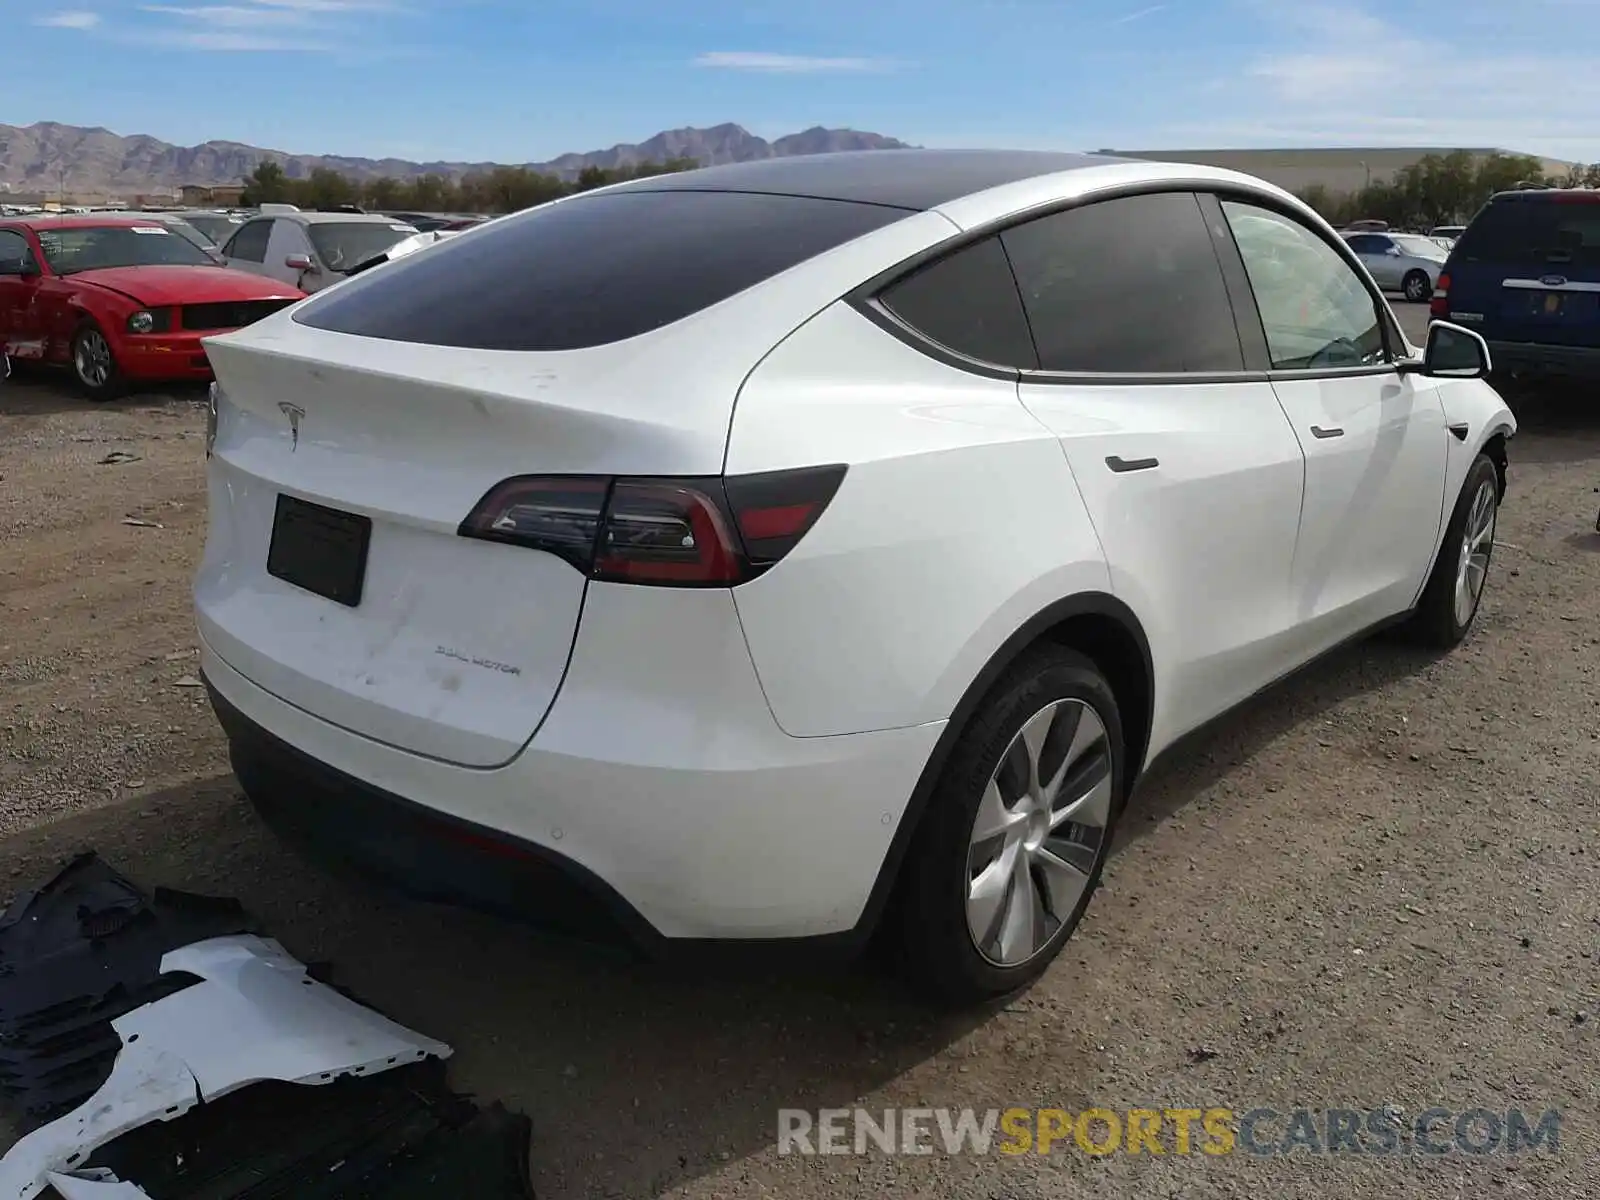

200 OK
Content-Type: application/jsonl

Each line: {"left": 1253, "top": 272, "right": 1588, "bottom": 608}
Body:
{"left": 1403, "top": 320, "right": 1491, "bottom": 379}
{"left": 1385, "top": 246, "right": 1403, "bottom": 256}
{"left": 0, "top": 256, "right": 39, "bottom": 278}
{"left": 285, "top": 253, "right": 315, "bottom": 272}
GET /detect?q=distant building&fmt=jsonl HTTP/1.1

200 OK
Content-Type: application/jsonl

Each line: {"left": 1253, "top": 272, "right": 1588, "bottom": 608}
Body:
{"left": 1102, "top": 147, "right": 1575, "bottom": 195}
{"left": 179, "top": 184, "right": 247, "bottom": 207}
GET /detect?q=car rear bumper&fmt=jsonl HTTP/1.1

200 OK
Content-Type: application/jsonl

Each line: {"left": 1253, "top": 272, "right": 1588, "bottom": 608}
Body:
{"left": 119, "top": 332, "right": 219, "bottom": 380}
{"left": 197, "top": 598, "right": 943, "bottom": 950}
{"left": 1487, "top": 340, "right": 1600, "bottom": 380}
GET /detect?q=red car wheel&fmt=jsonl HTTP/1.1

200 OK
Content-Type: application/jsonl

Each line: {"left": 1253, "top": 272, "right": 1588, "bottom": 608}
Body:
{"left": 70, "top": 320, "right": 127, "bottom": 402}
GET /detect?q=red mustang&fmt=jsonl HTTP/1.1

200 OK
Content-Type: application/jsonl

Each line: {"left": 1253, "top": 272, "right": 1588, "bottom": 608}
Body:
{"left": 0, "top": 215, "right": 305, "bottom": 400}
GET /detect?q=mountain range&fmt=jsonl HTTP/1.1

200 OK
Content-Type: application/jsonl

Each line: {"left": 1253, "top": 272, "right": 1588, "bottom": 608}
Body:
{"left": 0, "top": 121, "right": 913, "bottom": 195}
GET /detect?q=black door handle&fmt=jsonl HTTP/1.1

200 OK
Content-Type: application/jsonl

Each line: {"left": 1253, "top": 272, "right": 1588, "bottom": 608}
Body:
{"left": 1106, "top": 455, "right": 1159, "bottom": 473}
{"left": 1310, "top": 425, "right": 1344, "bottom": 439}
{"left": 1447, "top": 421, "right": 1470, "bottom": 442}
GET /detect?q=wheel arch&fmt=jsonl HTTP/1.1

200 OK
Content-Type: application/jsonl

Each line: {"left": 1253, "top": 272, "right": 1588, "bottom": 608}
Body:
{"left": 854, "top": 590, "right": 1154, "bottom": 944}
{"left": 1480, "top": 423, "right": 1511, "bottom": 497}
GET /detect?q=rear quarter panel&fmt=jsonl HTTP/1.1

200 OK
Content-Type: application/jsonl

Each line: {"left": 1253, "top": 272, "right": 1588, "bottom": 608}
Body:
{"left": 726, "top": 300, "right": 1111, "bottom": 739}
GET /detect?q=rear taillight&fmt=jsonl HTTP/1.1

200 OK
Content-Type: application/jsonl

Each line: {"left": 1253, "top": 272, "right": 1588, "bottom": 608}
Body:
{"left": 595, "top": 480, "right": 744, "bottom": 585}
{"left": 1430, "top": 271, "right": 1450, "bottom": 318}
{"left": 458, "top": 465, "right": 846, "bottom": 586}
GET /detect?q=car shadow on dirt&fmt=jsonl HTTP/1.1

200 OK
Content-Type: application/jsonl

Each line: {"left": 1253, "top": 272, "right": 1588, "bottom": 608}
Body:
{"left": 0, "top": 776, "right": 997, "bottom": 1199}
{"left": 1117, "top": 632, "right": 1448, "bottom": 850}
{"left": 1492, "top": 381, "right": 1600, "bottom": 464}
{"left": 0, "top": 371, "right": 205, "bottom": 417}
{"left": 0, "top": 629, "right": 1454, "bottom": 1198}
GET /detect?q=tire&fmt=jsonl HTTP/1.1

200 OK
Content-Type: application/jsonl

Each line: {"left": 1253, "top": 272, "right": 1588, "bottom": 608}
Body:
{"left": 1402, "top": 270, "right": 1431, "bottom": 303}
{"left": 892, "top": 645, "right": 1126, "bottom": 1007}
{"left": 1407, "top": 453, "right": 1499, "bottom": 648}
{"left": 70, "top": 320, "right": 127, "bottom": 402}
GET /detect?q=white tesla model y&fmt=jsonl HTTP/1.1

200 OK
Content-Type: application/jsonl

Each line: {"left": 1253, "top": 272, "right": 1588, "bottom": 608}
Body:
{"left": 194, "top": 150, "right": 1516, "bottom": 1004}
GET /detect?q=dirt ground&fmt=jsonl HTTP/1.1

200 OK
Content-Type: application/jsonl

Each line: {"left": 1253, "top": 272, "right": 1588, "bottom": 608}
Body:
{"left": 2, "top": 306, "right": 1598, "bottom": 1199}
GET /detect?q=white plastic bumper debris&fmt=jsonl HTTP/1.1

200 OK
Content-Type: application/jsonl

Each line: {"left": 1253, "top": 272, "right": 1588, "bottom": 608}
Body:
{"left": 0, "top": 934, "right": 452, "bottom": 1200}
{"left": 44, "top": 1171, "right": 153, "bottom": 1199}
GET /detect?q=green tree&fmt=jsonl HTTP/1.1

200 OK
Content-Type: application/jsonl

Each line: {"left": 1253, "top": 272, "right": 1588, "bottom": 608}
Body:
{"left": 303, "top": 166, "right": 357, "bottom": 209}
{"left": 363, "top": 176, "right": 404, "bottom": 210}
{"left": 241, "top": 159, "right": 290, "bottom": 205}
{"left": 239, "top": 157, "right": 702, "bottom": 216}
{"left": 1296, "top": 151, "right": 1572, "bottom": 230}
{"left": 409, "top": 173, "right": 450, "bottom": 211}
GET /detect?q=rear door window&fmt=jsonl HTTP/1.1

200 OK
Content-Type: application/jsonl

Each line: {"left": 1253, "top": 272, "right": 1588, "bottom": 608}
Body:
{"left": 999, "top": 191, "right": 1245, "bottom": 374}
{"left": 294, "top": 190, "right": 911, "bottom": 350}
{"left": 225, "top": 219, "right": 272, "bottom": 263}
{"left": 1455, "top": 199, "right": 1600, "bottom": 268}
{"left": 878, "top": 236, "right": 1037, "bottom": 368}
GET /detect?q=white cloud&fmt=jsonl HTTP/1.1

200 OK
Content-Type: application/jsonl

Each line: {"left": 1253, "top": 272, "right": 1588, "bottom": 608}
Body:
{"left": 34, "top": 10, "right": 100, "bottom": 28}
{"left": 247, "top": 0, "right": 393, "bottom": 8}
{"left": 693, "top": 51, "right": 893, "bottom": 73}
{"left": 1112, "top": 4, "right": 1166, "bottom": 23}
{"left": 135, "top": 28, "right": 330, "bottom": 48}
{"left": 129, "top": 0, "right": 401, "bottom": 52}
{"left": 1229, "top": 3, "right": 1600, "bottom": 161}
{"left": 141, "top": 4, "right": 312, "bottom": 25}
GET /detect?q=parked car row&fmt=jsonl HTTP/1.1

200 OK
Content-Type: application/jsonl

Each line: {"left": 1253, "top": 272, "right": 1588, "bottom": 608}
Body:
{"left": 0, "top": 213, "right": 303, "bottom": 399}
{"left": 210, "top": 205, "right": 486, "bottom": 292}
{"left": 1341, "top": 229, "right": 1450, "bottom": 302}
{"left": 0, "top": 199, "right": 488, "bottom": 396}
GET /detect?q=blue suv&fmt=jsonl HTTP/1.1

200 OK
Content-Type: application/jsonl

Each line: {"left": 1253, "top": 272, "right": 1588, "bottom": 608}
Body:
{"left": 1435, "top": 188, "right": 1600, "bottom": 383}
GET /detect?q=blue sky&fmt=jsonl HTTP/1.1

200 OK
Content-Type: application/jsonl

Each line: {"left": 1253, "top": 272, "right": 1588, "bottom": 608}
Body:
{"left": 7, "top": 0, "right": 1600, "bottom": 165}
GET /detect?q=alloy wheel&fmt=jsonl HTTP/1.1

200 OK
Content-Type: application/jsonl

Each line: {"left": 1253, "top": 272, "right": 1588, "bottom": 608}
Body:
{"left": 1405, "top": 273, "right": 1428, "bottom": 302}
{"left": 75, "top": 330, "right": 113, "bottom": 389}
{"left": 1454, "top": 477, "right": 1497, "bottom": 628}
{"left": 965, "top": 697, "right": 1113, "bottom": 967}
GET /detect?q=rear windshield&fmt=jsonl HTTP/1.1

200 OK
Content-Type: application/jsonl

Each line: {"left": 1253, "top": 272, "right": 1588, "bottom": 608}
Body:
{"left": 1454, "top": 198, "right": 1600, "bottom": 267}
{"left": 293, "top": 189, "right": 910, "bottom": 351}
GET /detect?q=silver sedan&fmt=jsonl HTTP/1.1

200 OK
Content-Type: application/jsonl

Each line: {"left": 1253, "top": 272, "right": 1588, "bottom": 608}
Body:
{"left": 1342, "top": 231, "right": 1449, "bottom": 302}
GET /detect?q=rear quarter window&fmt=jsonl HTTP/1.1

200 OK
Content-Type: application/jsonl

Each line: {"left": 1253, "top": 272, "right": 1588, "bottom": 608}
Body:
{"left": 877, "top": 236, "right": 1038, "bottom": 368}
{"left": 293, "top": 190, "right": 911, "bottom": 351}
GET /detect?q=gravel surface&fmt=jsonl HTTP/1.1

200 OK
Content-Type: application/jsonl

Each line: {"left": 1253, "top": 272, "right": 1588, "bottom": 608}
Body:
{"left": 2, "top": 306, "right": 1597, "bottom": 1199}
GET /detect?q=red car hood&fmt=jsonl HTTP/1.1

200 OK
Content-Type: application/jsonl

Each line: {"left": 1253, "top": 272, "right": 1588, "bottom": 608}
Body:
{"left": 66, "top": 265, "right": 303, "bottom": 307}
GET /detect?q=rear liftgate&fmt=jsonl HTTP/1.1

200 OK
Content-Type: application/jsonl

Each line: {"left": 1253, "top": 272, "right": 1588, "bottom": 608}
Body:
{"left": 0, "top": 853, "right": 535, "bottom": 1199}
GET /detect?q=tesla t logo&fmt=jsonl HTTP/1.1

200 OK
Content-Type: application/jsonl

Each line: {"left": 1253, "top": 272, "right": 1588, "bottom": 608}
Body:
{"left": 1541, "top": 275, "right": 1568, "bottom": 287}
{"left": 278, "top": 401, "right": 305, "bottom": 451}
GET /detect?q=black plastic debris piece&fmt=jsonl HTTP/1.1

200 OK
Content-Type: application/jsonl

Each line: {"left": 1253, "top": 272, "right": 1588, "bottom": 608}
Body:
{"left": 0, "top": 852, "right": 256, "bottom": 1130}
{"left": 350, "top": 1104, "right": 536, "bottom": 1200}
{"left": 81, "top": 1059, "right": 535, "bottom": 1198}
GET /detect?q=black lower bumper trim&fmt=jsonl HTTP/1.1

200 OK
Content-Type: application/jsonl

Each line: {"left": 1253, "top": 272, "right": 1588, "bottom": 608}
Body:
{"left": 205, "top": 674, "right": 867, "bottom": 969}
{"left": 206, "top": 678, "right": 662, "bottom": 955}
